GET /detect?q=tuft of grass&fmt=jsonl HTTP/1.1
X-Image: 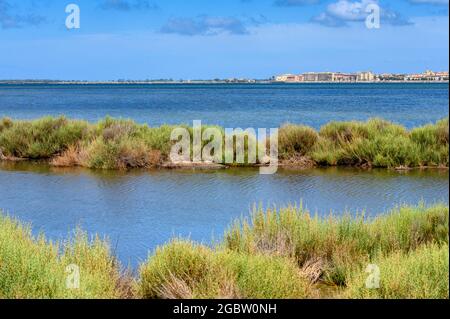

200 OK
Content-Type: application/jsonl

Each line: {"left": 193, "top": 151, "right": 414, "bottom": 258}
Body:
{"left": 138, "top": 239, "right": 312, "bottom": 299}
{"left": 278, "top": 124, "right": 318, "bottom": 159}
{"left": 311, "top": 118, "right": 449, "bottom": 168}
{"left": 216, "top": 251, "right": 312, "bottom": 299}
{"left": 138, "top": 240, "right": 217, "bottom": 299}
{"left": 0, "top": 117, "right": 13, "bottom": 133}
{"left": 312, "top": 118, "right": 423, "bottom": 167}
{"left": 0, "top": 213, "right": 125, "bottom": 299}
{"left": 410, "top": 118, "right": 450, "bottom": 166}
{"left": 225, "top": 203, "right": 449, "bottom": 287}
{"left": 344, "top": 243, "right": 449, "bottom": 299}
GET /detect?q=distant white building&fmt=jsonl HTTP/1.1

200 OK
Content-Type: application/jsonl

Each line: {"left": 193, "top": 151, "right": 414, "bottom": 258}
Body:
{"left": 357, "top": 71, "right": 375, "bottom": 82}
{"left": 275, "top": 74, "right": 304, "bottom": 83}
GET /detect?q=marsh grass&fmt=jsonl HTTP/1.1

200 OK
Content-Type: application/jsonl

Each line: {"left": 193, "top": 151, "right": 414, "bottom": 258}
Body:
{"left": 278, "top": 124, "right": 318, "bottom": 159}
{"left": 0, "top": 117, "right": 88, "bottom": 159}
{"left": 344, "top": 243, "right": 449, "bottom": 299}
{"left": 0, "top": 214, "right": 125, "bottom": 299}
{"left": 1, "top": 116, "right": 448, "bottom": 169}
{"left": 311, "top": 118, "right": 449, "bottom": 167}
{"left": 1, "top": 204, "right": 448, "bottom": 299}
{"left": 138, "top": 239, "right": 312, "bottom": 299}
{"left": 225, "top": 203, "right": 449, "bottom": 287}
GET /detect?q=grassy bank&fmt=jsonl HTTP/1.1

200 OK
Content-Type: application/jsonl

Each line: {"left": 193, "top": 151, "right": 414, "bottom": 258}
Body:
{"left": 0, "top": 116, "right": 448, "bottom": 169}
{"left": 0, "top": 204, "right": 448, "bottom": 299}
{"left": 0, "top": 215, "right": 127, "bottom": 298}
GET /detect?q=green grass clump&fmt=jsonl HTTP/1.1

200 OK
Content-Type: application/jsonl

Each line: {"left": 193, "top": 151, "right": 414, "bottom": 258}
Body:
{"left": 410, "top": 118, "right": 449, "bottom": 166}
{"left": 345, "top": 243, "right": 449, "bottom": 299}
{"left": 0, "top": 118, "right": 13, "bottom": 133}
{"left": 0, "top": 213, "right": 124, "bottom": 299}
{"left": 225, "top": 204, "right": 449, "bottom": 286}
{"left": 312, "top": 118, "right": 427, "bottom": 167}
{"left": 138, "top": 240, "right": 218, "bottom": 299}
{"left": 278, "top": 124, "right": 318, "bottom": 159}
{"left": 138, "top": 240, "right": 312, "bottom": 299}
{"left": 0, "top": 117, "right": 88, "bottom": 159}
{"left": 216, "top": 251, "right": 311, "bottom": 299}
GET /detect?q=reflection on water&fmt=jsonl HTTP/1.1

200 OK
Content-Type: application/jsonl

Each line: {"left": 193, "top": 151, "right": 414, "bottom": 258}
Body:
{"left": 0, "top": 161, "right": 448, "bottom": 267}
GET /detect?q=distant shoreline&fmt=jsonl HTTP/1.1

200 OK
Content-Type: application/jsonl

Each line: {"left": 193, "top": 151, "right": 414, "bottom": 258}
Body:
{"left": 0, "top": 80, "right": 449, "bottom": 85}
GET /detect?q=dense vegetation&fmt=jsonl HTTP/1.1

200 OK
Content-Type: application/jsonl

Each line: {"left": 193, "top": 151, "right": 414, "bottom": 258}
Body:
{"left": 0, "top": 116, "right": 448, "bottom": 169}
{"left": 1, "top": 204, "right": 448, "bottom": 299}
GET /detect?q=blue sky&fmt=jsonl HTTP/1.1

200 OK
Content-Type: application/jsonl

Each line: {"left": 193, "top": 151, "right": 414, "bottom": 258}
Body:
{"left": 0, "top": 0, "right": 448, "bottom": 80}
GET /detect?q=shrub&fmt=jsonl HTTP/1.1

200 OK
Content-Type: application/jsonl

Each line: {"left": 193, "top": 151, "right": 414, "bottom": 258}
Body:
{"left": 0, "top": 117, "right": 88, "bottom": 159}
{"left": 278, "top": 124, "right": 318, "bottom": 158}
{"left": 319, "top": 121, "right": 369, "bottom": 143}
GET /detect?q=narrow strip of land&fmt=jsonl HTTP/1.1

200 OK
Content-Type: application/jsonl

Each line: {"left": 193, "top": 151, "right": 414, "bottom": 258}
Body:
{"left": 1, "top": 116, "right": 448, "bottom": 170}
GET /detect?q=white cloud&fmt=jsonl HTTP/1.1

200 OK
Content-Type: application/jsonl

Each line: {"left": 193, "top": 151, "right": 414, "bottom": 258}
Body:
{"left": 312, "top": 0, "right": 412, "bottom": 27}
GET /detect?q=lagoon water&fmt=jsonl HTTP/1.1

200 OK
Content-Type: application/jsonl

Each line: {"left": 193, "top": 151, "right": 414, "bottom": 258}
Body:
{"left": 0, "top": 162, "right": 448, "bottom": 268}
{"left": 0, "top": 83, "right": 448, "bottom": 129}
{"left": 0, "top": 83, "right": 449, "bottom": 267}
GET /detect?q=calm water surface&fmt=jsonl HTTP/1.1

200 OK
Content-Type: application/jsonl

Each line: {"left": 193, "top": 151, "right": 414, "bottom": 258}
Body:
{"left": 0, "top": 162, "right": 448, "bottom": 267}
{"left": 0, "top": 83, "right": 449, "bottom": 267}
{"left": 0, "top": 83, "right": 448, "bottom": 129}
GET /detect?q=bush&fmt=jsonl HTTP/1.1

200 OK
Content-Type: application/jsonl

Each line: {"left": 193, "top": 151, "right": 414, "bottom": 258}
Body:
{"left": 85, "top": 137, "right": 159, "bottom": 169}
{"left": 0, "top": 117, "right": 88, "bottom": 159}
{"left": 319, "top": 121, "right": 370, "bottom": 143}
{"left": 278, "top": 124, "right": 318, "bottom": 158}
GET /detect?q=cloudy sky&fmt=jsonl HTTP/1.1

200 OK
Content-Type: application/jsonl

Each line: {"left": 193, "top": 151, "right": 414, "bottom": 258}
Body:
{"left": 0, "top": 0, "right": 448, "bottom": 80}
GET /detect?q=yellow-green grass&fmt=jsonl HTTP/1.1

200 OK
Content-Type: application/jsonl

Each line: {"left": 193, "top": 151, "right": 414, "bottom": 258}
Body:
{"left": 344, "top": 243, "right": 449, "bottom": 299}
{"left": 0, "top": 214, "right": 125, "bottom": 299}
{"left": 311, "top": 118, "right": 449, "bottom": 167}
{"left": 1, "top": 203, "right": 449, "bottom": 299}
{"left": 0, "top": 116, "right": 448, "bottom": 169}
{"left": 225, "top": 203, "right": 449, "bottom": 286}
{"left": 138, "top": 240, "right": 312, "bottom": 299}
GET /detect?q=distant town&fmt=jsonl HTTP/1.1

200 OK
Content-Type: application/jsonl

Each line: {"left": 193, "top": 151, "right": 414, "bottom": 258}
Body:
{"left": 274, "top": 70, "right": 449, "bottom": 83}
{"left": 0, "top": 70, "right": 448, "bottom": 84}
